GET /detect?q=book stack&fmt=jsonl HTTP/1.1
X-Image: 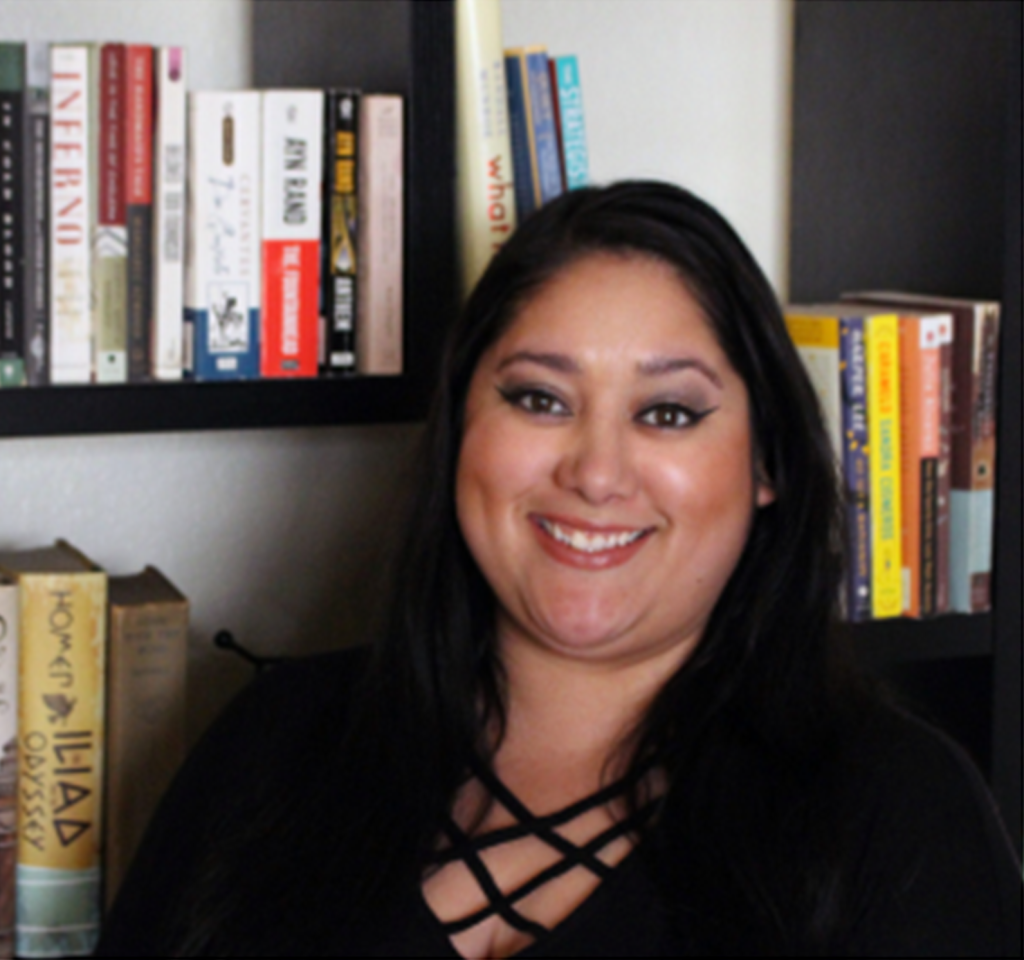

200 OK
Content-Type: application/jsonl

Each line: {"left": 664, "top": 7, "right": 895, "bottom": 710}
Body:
{"left": 0, "top": 40, "right": 405, "bottom": 388}
{"left": 455, "top": 0, "right": 589, "bottom": 293}
{"left": 0, "top": 543, "right": 189, "bottom": 959}
{"left": 784, "top": 294, "right": 1000, "bottom": 621}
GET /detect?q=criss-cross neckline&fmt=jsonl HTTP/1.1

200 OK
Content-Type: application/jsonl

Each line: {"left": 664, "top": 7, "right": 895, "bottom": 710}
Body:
{"left": 423, "top": 756, "right": 659, "bottom": 946}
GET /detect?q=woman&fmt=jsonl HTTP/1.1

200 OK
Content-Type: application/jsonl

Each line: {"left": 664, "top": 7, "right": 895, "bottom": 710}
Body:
{"left": 98, "top": 182, "right": 1021, "bottom": 958}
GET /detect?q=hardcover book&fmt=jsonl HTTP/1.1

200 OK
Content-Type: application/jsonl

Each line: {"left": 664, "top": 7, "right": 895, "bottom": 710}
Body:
{"left": 23, "top": 42, "right": 49, "bottom": 386}
{"left": 0, "top": 43, "right": 27, "bottom": 387}
{"left": 0, "top": 578, "right": 17, "bottom": 960}
{"left": 549, "top": 54, "right": 588, "bottom": 191}
{"left": 94, "top": 43, "right": 128, "bottom": 384}
{"left": 260, "top": 89, "right": 323, "bottom": 378}
{"left": 151, "top": 47, "right": 187, "bottom": 381}
{"left": 455, "top": 0, "right": 516, "bottom": 295}
{"left": 104, "top": 567, "right": 188, "bottom": 910}
{"left": 184, "top": 90, "right": 261, "bottom": 380}
{"left": 321, "top": 88, "right": 360, "bottom": 375}
{"left": 49, "top": 44, "right": 95, "bottom": 384}
{"left": 0, "top": 542, "right": 106, "bottom": 959}
{"left": 356, "top": 94, "right": 403, "bottom": 375}
{"left": 503, "top": 48, "right": 536, "bottom": 224}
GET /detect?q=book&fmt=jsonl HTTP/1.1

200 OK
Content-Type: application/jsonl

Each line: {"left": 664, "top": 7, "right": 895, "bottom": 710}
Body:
{"left": 843, "top": 292, "right": 1000, "bottom": 613}
{"left": 23, "top": 42, "right": 49, "bottom": 387}
{"left": 94, "top": 43, "right": 128, "bottom": 384}
{"left": 0, "top": 578, "right": 18, "bottom": 960}
{"left": 104, "top": 567, "right": 187, "bottom": 910}
{"left": 784, "top": 307, "right": 870, "bottom": 620}
{"left": 184, "top": 90, "right": 261, "bottom": 380}
{"left": 455, "top": 0, "right": 516, "bottom": 295}
{"left": 49, "top": 44, "right": 96, "bottom": 384}
{"left": 124, "top": 45, "right": 153, "bottom": 382}
{"left": 504, "top": 47, "right": 564, "bottom": 219}
{"left": 151, "top": 47, "right": 187, "bottom": 381}
{"left": 0, "top": 542, "right": 106, "bottom": 959}
{"left": 0, "top": 43, "right": 28, "bottom": 387}
{"left": 864, "top": 311, "right": 904, "bottom": 619}
{"left": 549, "top": 54, "right": 588, "bottom": 191}
{"left": 260, "top": 89, "right": 323, "bottom": 378}
{"left": 503, "top": 48, "right": 535, "bottom": 224}
{"left": 321, "top": 88, "right": 359, "bottom": 375}
{"left": 355, "top": 94, "right": 403, "bottom": 375}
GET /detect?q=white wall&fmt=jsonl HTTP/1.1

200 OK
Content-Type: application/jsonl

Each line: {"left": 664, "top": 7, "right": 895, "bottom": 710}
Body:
{"left": 0, "top": 0, "right": 793, "bottom": 740}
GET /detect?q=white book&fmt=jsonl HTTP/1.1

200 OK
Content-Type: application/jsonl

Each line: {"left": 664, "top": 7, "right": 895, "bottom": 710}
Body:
{"left": 184, "top": 90, "right": 261, "bottom": 380}
{"left": 151, "top": 47, "right": 187, "bottom": 381}
{"left": 356, "top": 94, "right": 404, "bottom": 376}
{"left": 260, "top": 89, "right": 323, "bottom": 378}
{"left": 49, "top": 44, "right": 95, "bottom": 384}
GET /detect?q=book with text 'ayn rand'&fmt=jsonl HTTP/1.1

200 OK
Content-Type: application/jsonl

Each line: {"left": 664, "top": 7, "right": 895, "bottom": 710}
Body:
{"left": 104, "top": 567, "right": 188, "bottom": 911}
{"left": 261, "top": 89, "right": 323, "bottom": 378}
{"left": 184, "top": 90, "right": 261, "bottom": 380}
{"left": 0, "top": 577, "right": 18, "bottom": 960}
{"left": 0, "top": 542, "right": 107, "bottom": 959}
{"left": 455, "top": 0, "right": 516, "bottom": 296}
{"left": 845, "top": 292, "right": 999, "bottom": 614}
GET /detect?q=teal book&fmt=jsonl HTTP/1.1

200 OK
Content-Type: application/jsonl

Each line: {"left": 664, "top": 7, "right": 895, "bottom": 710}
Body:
{"left": 550, "top": 54, "right": 589, "bottom": 190}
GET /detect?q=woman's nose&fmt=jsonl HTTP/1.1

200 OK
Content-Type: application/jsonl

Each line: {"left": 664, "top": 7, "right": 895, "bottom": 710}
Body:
{"left": 553, "top": 414, "right": 637, "bottom": 504}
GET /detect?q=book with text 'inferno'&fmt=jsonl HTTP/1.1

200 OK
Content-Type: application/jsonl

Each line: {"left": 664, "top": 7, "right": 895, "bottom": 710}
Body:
{"left": 0, "top": 542, "right": 106, "bottom": 959}
{"left": 261, "top": 89, "right": 323, "bottom": 378}
{"left": 184, "top": 90, "right": 261, "bottom": 380}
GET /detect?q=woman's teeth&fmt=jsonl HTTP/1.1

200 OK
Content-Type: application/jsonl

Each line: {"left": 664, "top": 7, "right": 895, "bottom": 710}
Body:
{"left": 540, "top": 519, "right": 646, "bottom": 553}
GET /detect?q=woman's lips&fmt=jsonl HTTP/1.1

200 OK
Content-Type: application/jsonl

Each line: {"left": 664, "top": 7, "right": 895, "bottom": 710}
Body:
{"left": 530, "top": 514, "right": 653, "bottom": 569}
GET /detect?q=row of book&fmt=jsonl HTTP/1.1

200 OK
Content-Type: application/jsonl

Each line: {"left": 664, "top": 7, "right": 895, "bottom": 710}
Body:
{"left": 456, "top": 0, "right": 588, "bottom": 293}
{"left": 0, "top": 40, "right": 403, "bottom": 387}
{"left": 784, "top": 292, "right": 1000, "bottom": 621}
{"left": 0, "top": 542, "right": 189, "bottom": 959}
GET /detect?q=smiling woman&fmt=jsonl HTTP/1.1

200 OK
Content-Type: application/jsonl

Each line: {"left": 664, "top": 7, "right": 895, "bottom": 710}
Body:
{"left": 98, "top": 183, "right": 1021, "bottom": 958}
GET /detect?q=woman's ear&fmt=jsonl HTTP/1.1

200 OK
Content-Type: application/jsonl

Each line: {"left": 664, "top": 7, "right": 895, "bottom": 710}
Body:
{"left": 754, "top": 464, "right": 775, "bottom": 507}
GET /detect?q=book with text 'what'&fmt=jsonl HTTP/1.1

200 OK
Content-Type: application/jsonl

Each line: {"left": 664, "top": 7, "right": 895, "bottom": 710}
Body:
{"left": 261, "top": 89, "right": 323, "bottom": 378}
{"left": 185, "top": 90, "right": 261, "bottom": 380}
{"left": 0, "top": 542, "right": 106, "bottom": 959}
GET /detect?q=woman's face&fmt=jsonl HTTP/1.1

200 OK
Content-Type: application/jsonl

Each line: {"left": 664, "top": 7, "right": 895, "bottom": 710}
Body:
{"left": 456, "top": 252, "right": 773, "bottom": 673}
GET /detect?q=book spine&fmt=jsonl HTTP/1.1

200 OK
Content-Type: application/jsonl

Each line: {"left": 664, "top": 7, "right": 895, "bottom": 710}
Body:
{"left": 840, "top": 316, "right": 871, "bottom": 622}
{"left": 0, "top": 44, "right": 27, "bottom": 387}
{"left": 935, "top": 324, "right": 954, "bottom": 613}
{"left": 184, "top": 91, "right": 261, "bottom": 380}
{"left": 504, "top": 50, "right": 536, "bottom": 223}
{"left": 49, "top": 45, "right": 93, "bottom": 384}
{"left": 551, "top": 55, "right": 588, "bottom": 190}
{"left": 523, "top": 47, "right": 564, "bottom": 205}
{"left": 151, "top": 47, "right": 186, "bottom": 381}
{"left": 260, "top": 89, "right": 323, "bottom": 378}
{"left": 321, "top": 89, "right": 359, "bottom": 375}
{"left": 455, "top": 0, "right": 516, "bottom": 296}
{"left": 15, "top": 571, "right": 106, "bottom": 958}
{"left": 23, "top": 43, "right": 49, "bottom": 387}
{"left": 0, "top": 582, "right": 18, "bottom": 960}
{"left": 783, "top": 313, "right": 843, "bottom": 459}
{"left": 865, "top": 313, "right": 903, "bottom": 618}
{"left": 94, "top": 43, "right": 127, "bottom": 384}
{"left": 103, "top": 592, "right": 187, "bottom": 910}
{"left": 355, "top": 94, "right": 403, "bottom": 375}
{"left": 124, "top": 45, "right": 153, "bottom": 382}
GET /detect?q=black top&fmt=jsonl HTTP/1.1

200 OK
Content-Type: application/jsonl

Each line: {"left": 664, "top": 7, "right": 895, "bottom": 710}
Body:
{"left": 96, "top": 647, "right": 1022, "bottom": 958}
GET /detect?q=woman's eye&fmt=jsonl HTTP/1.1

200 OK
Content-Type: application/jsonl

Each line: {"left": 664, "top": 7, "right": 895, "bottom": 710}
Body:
{"left": 638, "top": 403, "right": 700, "bottom": 429}
{"left": 500, "top": 387, "right": 570, "bottom": 417}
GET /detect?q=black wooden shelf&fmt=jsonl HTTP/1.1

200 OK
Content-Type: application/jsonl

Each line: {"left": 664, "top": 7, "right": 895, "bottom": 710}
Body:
{"left": 851, "top": 614, "right": 993, "bottom": 668}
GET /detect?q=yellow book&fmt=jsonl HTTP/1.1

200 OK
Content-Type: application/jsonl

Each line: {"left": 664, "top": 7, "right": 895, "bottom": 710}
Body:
{"left": 0, "top": 541, "right": 106, "bottom": 959}
{"left": 865, "top": 314, "right": 904, "bottom": 618}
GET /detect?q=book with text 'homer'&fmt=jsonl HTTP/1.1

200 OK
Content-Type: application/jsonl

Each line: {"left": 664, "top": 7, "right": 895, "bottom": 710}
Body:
{"left": 0, "top": 542, "right": 106, "bottom": 959}
{"left": 104, "top": 567, "right": 188, "bottom": 911}
{"left": 184, "top": 90, "right": 261, "bottom": 380}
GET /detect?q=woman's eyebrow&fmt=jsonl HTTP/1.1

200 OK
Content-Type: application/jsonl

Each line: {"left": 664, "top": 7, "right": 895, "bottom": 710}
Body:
{"left": 495, "top": 351, "right": 580, "bottom": 374}
{"left": 637, "top": 356, "right": 723, "bottom": 387}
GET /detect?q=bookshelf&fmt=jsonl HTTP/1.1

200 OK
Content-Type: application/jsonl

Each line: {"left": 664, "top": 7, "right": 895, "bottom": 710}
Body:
{"left": 0, "top": 0, "right": 456, "bottom": 437}
{"left": 790, "top": 0, "right": 1021, "bottom": 848}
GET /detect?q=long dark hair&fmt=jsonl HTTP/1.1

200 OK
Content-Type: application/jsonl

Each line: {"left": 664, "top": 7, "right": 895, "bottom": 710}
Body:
{"left": 174, "top": 182, "right": 865, "bottom": 955}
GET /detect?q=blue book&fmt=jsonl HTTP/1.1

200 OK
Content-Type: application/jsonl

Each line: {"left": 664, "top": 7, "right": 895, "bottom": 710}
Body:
{"left": 523, "top": 47, "right": 564, "bottom": 206}
{"left": 551, "top": 55, "right": 589, "bottom": 190}
{"left": 504, "top": 50, "right": 536, "bottom": 223}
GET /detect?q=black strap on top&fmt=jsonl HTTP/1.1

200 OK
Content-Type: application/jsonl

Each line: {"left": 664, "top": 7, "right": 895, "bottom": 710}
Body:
{"left": 427, "top": 758, "right": 659, "bottom": 939}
